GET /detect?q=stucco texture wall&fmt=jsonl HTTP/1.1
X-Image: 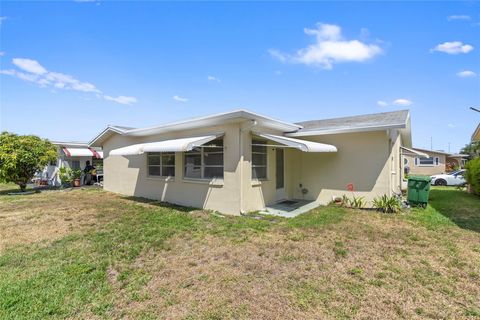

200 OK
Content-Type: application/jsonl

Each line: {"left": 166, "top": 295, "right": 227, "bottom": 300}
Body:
{"left": 102, "top": 123, "right": 243, "bottom": 215}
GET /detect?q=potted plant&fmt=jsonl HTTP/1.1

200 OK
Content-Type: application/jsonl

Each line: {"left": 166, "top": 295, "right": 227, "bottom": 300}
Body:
{"left": 59, "top": 167, "right": 73, "bottom": 188}
{"left": 72, "top": 169, "right": 82, "bottom": 187}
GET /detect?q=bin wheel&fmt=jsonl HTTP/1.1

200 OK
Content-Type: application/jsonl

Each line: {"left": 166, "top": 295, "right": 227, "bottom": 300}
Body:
{"left": 435, "top": 179, "right": 447, "bottom": 186}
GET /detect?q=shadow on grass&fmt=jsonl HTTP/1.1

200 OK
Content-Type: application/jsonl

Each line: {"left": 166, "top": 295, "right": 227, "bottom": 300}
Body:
{"left": 0, "top": 188, "right": 39, "bottom": 196}
{"left": 427, "top": 187, "right": 480, "bottom": 233}
{"left": 120, "top": 196, "right": 197, "bottom": 213}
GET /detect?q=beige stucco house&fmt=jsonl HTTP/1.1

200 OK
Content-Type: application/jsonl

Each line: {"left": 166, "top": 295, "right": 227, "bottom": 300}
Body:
{"left": 90, "top": 109, "right": 412, "bottom": 215}
{"left": 402, "top": 147, "right": 468, "bottom": 176}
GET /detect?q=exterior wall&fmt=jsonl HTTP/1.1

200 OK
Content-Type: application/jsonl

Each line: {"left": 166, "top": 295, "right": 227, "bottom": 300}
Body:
{"left": 103, "top": 126, "right": 401, "bottom": 214}
{"left": 242, "top": 130, "right": 399, "bottom": 211}
{"left": 287, "top": 131, "right": 397, "bottom": 205}
{"left": 103, "top": 123, "right": 243, "bottom": 215}
{"left": 403, "top": 152, "right": 446, "bottom": 176}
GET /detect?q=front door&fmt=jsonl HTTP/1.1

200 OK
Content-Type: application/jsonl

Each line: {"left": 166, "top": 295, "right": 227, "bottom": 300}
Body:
{"left": 275, "top": 148, "right": 285, "bottom": 201}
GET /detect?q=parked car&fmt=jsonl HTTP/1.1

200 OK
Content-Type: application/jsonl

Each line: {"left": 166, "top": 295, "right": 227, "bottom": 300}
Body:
{"left": 430, "top": 169, "right": 466, "bottom": 186}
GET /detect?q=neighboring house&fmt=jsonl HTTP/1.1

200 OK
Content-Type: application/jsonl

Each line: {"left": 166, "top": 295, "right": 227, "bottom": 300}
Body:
{"left": 90, "top": 109, "right": 412, "bottom": 215}
{"left": 472, "top": 123, "right": 480, "bottom": 142}
{"left": 402, "top": 147, "right": 468, "bottom": 177}
{"left": 446, "top": 153, "right": 469, "bottom": 169}
{"left": 38, "top": 141, "right": 103, "bottom": 186}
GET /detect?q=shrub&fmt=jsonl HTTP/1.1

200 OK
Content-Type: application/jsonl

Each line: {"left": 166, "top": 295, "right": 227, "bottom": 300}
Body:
{"left": 465, "top": 158, "right": 480, "bottom": 194}
{"left": 59, "top": 167, "right": 73, "bottom": 187}
{"left": 348, "top": 196, "right": 366, "bottom": 208}
{"left": 372, "top": 195, "right": 402, "bottom": 213}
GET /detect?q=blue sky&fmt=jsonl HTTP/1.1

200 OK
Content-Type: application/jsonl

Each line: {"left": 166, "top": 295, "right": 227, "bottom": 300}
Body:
{"left": 1, "top": 1, "right": 479, "bottom": 152}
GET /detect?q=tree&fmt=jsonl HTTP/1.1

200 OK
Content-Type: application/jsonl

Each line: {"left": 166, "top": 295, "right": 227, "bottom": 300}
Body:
{"left": 460, "top": 141, "right": 480, "bottom": 159}
{"left": 0, "top": 132, "right": 57, "bottom": 191}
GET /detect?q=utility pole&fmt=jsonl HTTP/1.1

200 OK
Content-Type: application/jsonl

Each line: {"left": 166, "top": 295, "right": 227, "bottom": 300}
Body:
{"left": 470, "top": 107, "right": 480, "bottom": 113}
{"left": 430, "top": 137, "right": 433, "bottom": 150}
{"left": 448, "top": 142, "right": 450, "bottom": 153}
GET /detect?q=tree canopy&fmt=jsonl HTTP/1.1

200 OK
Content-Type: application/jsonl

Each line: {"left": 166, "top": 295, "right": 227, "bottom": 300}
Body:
{"left": 460, "top": 141, "right": 480, "bottom": 159}
{"left": 0, "top": 132, "right": 57, "bottom": 191}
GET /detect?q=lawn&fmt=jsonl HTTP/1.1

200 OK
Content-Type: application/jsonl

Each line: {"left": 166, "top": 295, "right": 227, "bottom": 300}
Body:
{"left": 0, "top": 185, "right": 479, "bottom": 319}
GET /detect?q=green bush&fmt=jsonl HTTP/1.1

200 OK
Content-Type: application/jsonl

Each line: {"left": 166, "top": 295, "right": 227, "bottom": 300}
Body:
{"left": 59, "top": 167, "right": 73, "bottom": 186}
{"left": 372, "top": 195, "right": 402, "bottom": 213}
{"left": 465, "top": 158, "right": 480, "bottom": 194}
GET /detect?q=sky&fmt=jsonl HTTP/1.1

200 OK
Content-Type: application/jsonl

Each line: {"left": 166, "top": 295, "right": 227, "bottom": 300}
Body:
{"left": 0, "top": 1, "right": 479, "bottom": 153}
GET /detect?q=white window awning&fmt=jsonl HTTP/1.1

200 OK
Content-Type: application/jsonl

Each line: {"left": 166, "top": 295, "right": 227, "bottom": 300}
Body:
{"left": 400, "top": 146, "right": 429, "bottom": 157}
{"left": 63, "top": 147, "right": 102, "bottom": 158}
{"left": 109, "top": 134, "right": 223, "bottom": 156}
{"left": 254, "top": 132, "right": 337, "bottom": 153}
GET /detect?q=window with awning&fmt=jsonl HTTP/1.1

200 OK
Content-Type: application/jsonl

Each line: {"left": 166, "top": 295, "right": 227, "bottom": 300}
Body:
{"left": 252, "top": 132, "right": 337, "bottom": 153}
{"left": 109, "top": 134, "right": 224, "bottom": 156}
{"left": 62, "top": 147, "right": 103, "bottom": 159}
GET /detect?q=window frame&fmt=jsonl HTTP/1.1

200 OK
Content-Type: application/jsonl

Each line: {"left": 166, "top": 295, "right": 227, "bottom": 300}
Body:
{"left": 415, "top": 156, "right": 438, "bottom": 167}
{"left": 70, "top": 160, "right": 80, "bottom": 170}
{"left": 146, "top": 152, "right": 176, "bottom": 178}
{"left": 183, "top": 139, "right": 224, "bottom": 180}
{"left": 251, "top": 138, "right": 268, "bottom": 181}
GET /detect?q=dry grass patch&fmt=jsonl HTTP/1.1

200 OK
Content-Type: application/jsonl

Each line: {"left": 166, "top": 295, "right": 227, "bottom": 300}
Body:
{"left": 0, "top": 188, "right": 126, "bottom": 252}
{"left": 0, "top": 185, "right": 479, "bottom": 319}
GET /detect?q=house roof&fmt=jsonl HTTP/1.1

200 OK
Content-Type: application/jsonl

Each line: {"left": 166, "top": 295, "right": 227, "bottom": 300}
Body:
{"left": 51, "top": 141, "right": 89, "bottom": 147}
{"left": 472, "top": 123, "right": 480, "bottom": 142}
{"left": 412, "top": 148, "right": 468, "bottom": 157}
{"left": 289, "top": 110, "right": 410, "bottom": 136}
{"left": 89, "top": 109, "right": 413, "bottom": 148}
{"left": 89, "top": 109, "right": 302, "bottom": 146}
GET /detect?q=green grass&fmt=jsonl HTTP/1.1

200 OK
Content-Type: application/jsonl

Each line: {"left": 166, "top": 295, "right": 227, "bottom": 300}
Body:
{"left": 409, "top": 187, "right": 480, "bottom": 232}
{"left": 0, "top": 186, "right": 479, "bottom": 319}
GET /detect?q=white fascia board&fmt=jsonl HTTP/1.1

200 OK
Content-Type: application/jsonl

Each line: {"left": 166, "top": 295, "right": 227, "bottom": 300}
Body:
{"left": 88, "top": 126, "right": 127, "bottom": 147}
{"left": 286, "top": 123, "right": 406, "bottom": 137}
{"left": 124, "top": 109, "right": 302, "bottom": 137}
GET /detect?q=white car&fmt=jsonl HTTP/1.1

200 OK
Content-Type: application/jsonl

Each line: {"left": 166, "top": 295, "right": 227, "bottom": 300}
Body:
{"left": 430, "top": 169, "right": 466, "bottom": 186}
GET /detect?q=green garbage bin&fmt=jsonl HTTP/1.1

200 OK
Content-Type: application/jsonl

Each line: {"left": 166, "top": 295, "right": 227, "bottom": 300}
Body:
{"left": 407, "top": 176, "right": 431, "bottom": 207}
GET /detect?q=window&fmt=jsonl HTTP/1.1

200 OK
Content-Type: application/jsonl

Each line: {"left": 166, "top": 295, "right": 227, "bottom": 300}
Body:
{"left": 416, "top": 157, "right": 438, "bottom": 166}
{"left": 147, "top": 152, "right": 175, "bottom": 177}
{"left": 70, "top": 160, "right": 80, "bottom": 170}
{"left": 252, "top": 139, "right": 267, "bottom": 180}
{"left": 403, "top": 158, "right": 408, "bottom": 166}
{"left": 184, "top": 139, "right": 223, "bottom": 179}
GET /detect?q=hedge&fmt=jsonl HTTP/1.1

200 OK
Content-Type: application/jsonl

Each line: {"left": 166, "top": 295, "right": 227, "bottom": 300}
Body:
{"left": 465, "top": 157, "right": 480, "bottom": 194}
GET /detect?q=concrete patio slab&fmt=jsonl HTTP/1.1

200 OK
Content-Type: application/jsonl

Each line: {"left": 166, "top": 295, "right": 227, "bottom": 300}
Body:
{"left": 259, "top": 199, "right": 319, "bottom": 218}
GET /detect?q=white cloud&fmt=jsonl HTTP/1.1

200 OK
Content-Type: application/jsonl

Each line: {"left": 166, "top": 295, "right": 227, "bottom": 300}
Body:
{"left": 13, "top": 58, "right": 48, "bottom": 75}
{"left": 269, "top": 23, "right": 383, "bottom": 69}
{"left": 447, "top": 15, "right": 471, "bottom": 21}
{"left": 207, "top": 75, "right": 220, "bottom": 82}
{"left": 377, "top": 100, "right": 388, "bottom": 107}
{"left": 173, "top": 95, "right": 188, "bottom": 102}
{"left": 0, "top": 52, "right": 5, "bottom": 56}
{"left": 104, "top": 95, "right": 137, "bottom": 105}
{"left": 447, "top": 123, "right": 456, "bottom": 128}
{"left": 1, "top": 57, "right": 136, "bottom": 105}
{"left": 456, "top": 70, "right": 477, "bottom": 78}
{"left": 393, "top": 99, "right": 413, "bottom": 106}
{"left": 431, "top": 41, "right": 474, "bottom": 54}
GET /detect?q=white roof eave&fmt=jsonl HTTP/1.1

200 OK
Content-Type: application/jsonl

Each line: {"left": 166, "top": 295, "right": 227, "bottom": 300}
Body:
{"left": 123, "top": 110, "right": 301, "bottom": 137}
{"left": 286, "top": 123, "right": 406, "bottom": 137}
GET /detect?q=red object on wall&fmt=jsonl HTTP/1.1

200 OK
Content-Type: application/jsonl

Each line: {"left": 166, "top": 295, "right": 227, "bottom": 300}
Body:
{"left": 346, "top": 183, "right": 355, "bottom": 192}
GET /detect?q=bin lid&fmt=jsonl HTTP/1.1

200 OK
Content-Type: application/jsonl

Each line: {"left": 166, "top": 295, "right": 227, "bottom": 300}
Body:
{"left": 408, "top": 175, "right": 432, "bottom": 182}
